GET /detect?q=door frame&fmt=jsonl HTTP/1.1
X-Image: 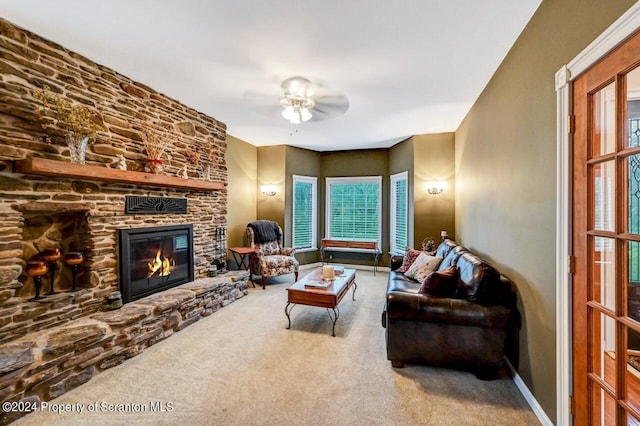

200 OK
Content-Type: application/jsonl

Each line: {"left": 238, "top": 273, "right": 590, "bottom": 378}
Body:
{"left": 556, "top": 4, "right": 640, "bottom": 425}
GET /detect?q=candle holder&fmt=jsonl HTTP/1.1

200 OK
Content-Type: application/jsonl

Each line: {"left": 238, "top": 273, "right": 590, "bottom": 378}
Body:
{"left": 63, "top": 251, "right": 84, "bottom": 292}
{"left": 41, "top": 248, "right": 62, "bottom": 295}
{"left": 25, "top": 261, "right": 49, "bottom": 301}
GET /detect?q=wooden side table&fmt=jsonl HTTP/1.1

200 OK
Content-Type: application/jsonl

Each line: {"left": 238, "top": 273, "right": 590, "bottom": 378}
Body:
{"left": 229, "top": 247, "right": 256, "bottom": 287}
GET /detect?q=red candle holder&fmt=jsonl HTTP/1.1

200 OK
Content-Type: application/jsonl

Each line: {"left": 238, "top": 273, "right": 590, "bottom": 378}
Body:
{"left": 41, "top": 248, "right": 62, "bottom": 295}
{"left": 64, "top": 251, "right": 84, "bottom": 292}
{"left": 25, "top": 261, "right": 49, "bottom": 301}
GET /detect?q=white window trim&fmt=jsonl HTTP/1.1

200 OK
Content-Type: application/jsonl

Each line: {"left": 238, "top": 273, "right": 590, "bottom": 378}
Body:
{"left": 325, "top": 176, "right": 382, "bottom": 245}
{"left": 292, "top": 175, "right": 317, "bottom": 251}
{"left": 390, "top": 171, "right": 408, "bottom": 256}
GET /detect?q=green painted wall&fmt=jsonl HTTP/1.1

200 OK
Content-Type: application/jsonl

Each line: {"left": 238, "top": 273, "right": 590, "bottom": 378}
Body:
{"left": 245, "top": 140, "right": 456, "bottom": 267}
{"left": 257, "top": 145, "right": 286, "bottom": 227}
{"left": 226, "top": 136, "right": 257, "bottom": 258}
{"left": 390, "top": 137, "right": 415, "bottom": 249}
{"left": 285, "top": 146, "right": 322, "bottom": 264}
{"left": 321, "top": 149, "right": 390, "bottom": 266}
{"left": 413, "top": 133, "right": 455, "bottom": 249}
{"left": 455, "top": 0, "right": 635, "bottom": 422}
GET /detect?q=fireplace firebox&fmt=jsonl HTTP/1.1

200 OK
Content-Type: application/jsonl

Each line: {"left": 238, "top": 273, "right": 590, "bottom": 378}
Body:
{"left": 119, "top": 224, "right": 195, "bottom": 303}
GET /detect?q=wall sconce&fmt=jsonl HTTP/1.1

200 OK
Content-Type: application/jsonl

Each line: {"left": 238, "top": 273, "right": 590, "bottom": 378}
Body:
{"left": 261, "top": 185, "right": 277, "bottom": 196}
{"left": 425, "top": 181, "right": 446, "bottom": 195}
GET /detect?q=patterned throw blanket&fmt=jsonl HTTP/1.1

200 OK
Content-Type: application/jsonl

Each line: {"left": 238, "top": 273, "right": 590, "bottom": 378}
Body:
{"left": 248, "top": 220, "right": 281, "bottom": 244}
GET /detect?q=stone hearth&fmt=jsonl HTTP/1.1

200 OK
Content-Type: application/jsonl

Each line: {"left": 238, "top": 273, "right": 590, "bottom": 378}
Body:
{"left": 0, "top": 271, "right": 249, "bottom": 425}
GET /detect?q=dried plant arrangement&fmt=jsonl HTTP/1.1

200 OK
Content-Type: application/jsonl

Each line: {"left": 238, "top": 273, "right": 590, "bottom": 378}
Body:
{"left": 142, "top": 128, "right": 172, "bottom": 160}
{"left": 202, "top": 137, "right": 217, "bottom": 180}
{"left": 33, "top": 85, "right": 101, "bottom": 142}
{"left": 180, "top": 149, "right": 201, "bottom": 165}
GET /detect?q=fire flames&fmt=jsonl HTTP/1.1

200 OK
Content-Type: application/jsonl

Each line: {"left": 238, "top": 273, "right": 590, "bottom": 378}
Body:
{"left": 147, "top": 249, "right": 175, "bottom": 278}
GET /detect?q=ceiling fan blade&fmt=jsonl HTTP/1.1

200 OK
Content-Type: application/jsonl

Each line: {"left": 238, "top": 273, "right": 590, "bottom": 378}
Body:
{"left": 314, "top": 95, "right": 349, "bottom": 110}
{"left": 310, "top": 95, "right": 350, "bottom": 121}
{"left": 249, "top": 105, "right": 282, "bottom": 115}
{"left": 243, "top": 89, "right": 278, "bottom": 103}
{"left": 243, "top": 88, "right": 283, "bottom": 118}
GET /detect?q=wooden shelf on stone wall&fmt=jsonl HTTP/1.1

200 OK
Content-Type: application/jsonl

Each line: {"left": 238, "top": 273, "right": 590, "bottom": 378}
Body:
{"left": 13, "top": 157, "right": 224, "bottom": 191}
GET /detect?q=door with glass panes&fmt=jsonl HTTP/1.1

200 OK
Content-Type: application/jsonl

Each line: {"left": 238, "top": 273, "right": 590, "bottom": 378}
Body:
{"left": 572, "top": 30, "right": 640, "bottom": 424}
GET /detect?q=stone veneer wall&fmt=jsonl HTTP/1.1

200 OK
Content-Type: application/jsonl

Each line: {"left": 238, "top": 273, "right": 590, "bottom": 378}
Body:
{"left": 0, "top": 17, "right": 228, "bottom": 336}
{"left": 0, "top": 17, "right": 241, "bottom": 423}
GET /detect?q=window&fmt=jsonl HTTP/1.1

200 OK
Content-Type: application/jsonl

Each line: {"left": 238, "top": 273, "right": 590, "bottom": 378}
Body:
{"left": 390, "top": 171, "right": 408, "bottom": 255}
{"left": 326, "top": 176, "right": 382, "bottom": 242}
{"left": 292, "top": 175, "right": 317, "bottom": 250}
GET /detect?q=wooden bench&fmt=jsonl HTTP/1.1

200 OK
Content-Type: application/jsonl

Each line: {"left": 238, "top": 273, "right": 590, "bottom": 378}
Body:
{"left": 320, "top": 238, "right": 381, "bottom": 275}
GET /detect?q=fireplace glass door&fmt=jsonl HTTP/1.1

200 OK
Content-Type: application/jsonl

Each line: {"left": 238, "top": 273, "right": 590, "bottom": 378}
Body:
{"left": 119, "top": 224, "right": 194, "bottom": 303}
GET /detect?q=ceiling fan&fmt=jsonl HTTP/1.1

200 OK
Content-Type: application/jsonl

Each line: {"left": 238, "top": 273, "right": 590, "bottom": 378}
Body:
{"left": 245, "top": 76, "right": 349, "bottom": 124}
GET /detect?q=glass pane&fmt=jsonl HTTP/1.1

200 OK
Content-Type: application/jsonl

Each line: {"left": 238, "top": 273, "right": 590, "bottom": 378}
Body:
{"left": 629, "top": 155, "right": 640, "bottom": 236}
{"left": 593, "top": 81, "right": 616, "bottom": 156}
{"left": 591, "top": 382, "right": 616, "bottom": 425}
{"left": 629, "top": 241, "right": 640, "bottom": 322}
{"left": 328, "top": 180, "right": 380, "bottom": 240}
{"left": 627, "top": 325, "right": 640, "bottom": 415}
{"left": 593, "top": 237, "right": 615, "bottom": 311}
{"left": 590, "top": 309, "right": 617, "bottom": 390}
{"left": 593, "top": 161, "right": 616, "bottom": 232}
{"left": 391, "top": 176, "right": 408, "bottom": 253}
{"left": 627, "top": 411, "right": 640, "bottom": 426}
{"left": 293, "top": 180, "right": 313, "bottom": 249}
{"left": 627, "top": 67, "right": 640, "bottom": 148}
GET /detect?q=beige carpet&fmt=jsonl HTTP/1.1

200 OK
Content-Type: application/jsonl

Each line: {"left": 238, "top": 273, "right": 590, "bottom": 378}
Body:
{"left": 14, "top": 269, "right": 539, "bottom": 425}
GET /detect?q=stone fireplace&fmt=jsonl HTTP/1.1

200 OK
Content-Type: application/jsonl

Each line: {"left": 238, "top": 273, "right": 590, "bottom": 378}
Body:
{"left": 119, "top": 224, "right": 195, "bottom": 303}
{"left": 0, "top": 18, "right": 249, "bottom": 424}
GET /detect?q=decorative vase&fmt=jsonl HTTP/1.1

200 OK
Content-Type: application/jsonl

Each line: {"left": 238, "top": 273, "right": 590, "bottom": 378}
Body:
{"left": 147, "top": 158, "right": 163, "bottom": 174}
{"left": 65, "top": 134, "right": 89, "bottom": 164}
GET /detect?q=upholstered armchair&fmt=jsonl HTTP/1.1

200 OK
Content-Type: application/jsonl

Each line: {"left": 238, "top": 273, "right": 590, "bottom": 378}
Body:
{"left": 246, "top": 220, "right": 299, "bottom": 289}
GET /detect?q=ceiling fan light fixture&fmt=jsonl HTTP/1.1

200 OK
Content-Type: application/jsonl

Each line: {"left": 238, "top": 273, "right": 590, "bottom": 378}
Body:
{"left": 281, "top": 105, "right": 295, "bottom": 121}
{"left": 247, "top": 75, "right": 349, "bottom": 127}
{"left": 300, "top": 107, "right": 312, "bottom": 122}
{"left": 290, "top": 110, "right": 301, "bottom": 124}
{"left": 280, "top": 93, "right": 314, "bottom": 125}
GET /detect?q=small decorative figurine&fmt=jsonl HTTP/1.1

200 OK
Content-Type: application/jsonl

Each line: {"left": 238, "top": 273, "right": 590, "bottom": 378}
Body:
{"left": 421, "top": 237, "right": 435, "bottom": 252}
{"left": 116, "top": 154, "right": 127, "bottom": 170}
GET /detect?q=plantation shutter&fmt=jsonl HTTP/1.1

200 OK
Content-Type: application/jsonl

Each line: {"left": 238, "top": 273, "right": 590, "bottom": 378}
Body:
{"left": 293, "top": 176, "right": 317, "bottom": 249}
{"left": 390, "top": 172, "right": 408, "bottom": 254}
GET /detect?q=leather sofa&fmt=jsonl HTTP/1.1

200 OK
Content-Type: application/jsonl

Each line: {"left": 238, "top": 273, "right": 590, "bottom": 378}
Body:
{"left": 381, "top": 239, "right": 519, "bottom": 380}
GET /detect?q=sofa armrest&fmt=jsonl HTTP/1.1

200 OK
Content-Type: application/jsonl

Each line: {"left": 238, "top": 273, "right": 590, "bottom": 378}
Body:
{"left": 390, "top": 255, "right": 404, "bottom": 271}
{"left": 386, "top": 292, "right": 512, "bottom": 329}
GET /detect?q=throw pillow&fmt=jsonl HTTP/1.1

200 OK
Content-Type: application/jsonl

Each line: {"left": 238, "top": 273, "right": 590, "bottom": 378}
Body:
{"left": 404, "top": 253, "right": 442, "bottom": 280}
{"left": 397, "top": 248, "right": 422, "bottom": 273}
{"left": 414, "top": 260, "right": 443, "bottom": 284}
{"left": 418, "top": 265, "right": 458, "bottom": 297}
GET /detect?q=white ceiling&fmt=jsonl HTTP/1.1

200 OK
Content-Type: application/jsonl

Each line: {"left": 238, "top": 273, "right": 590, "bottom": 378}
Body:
{"left": 0, "top": 0, "right": 541, "bottom": 152}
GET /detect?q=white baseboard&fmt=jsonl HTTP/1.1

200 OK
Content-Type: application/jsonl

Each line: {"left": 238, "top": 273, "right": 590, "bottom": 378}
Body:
{"left": 505, "top": 358, "right": 553, "bottom": 426}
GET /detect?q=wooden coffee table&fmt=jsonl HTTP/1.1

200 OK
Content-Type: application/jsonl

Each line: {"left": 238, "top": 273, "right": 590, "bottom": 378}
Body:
{"left": 285, "top": 268, "right": 357, "bottom": 336}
